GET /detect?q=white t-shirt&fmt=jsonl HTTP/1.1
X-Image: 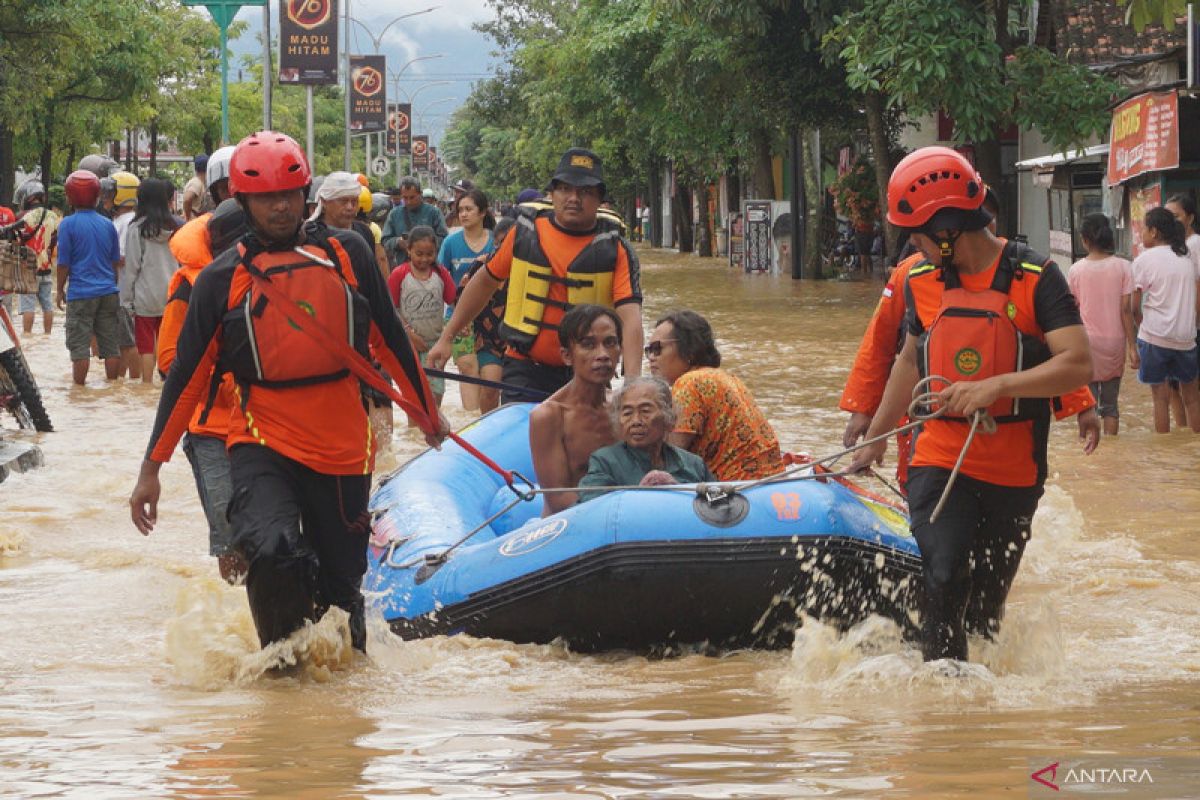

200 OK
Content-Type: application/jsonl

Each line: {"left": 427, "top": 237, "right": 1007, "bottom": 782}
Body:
{"left": 1068, "top": 255, "right": 1133, "bottom": 381}
{"left": 113, "top": 213, "right": 134, "bottom": 258}
{"left": 1132, "top": 244, "right": 1200, "bottom": 350}
{"left": 1187, "top": 233, "right": 1200, "bottom": 328}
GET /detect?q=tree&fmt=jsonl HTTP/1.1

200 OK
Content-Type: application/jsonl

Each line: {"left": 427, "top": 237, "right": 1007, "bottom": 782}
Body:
{"left": 830, "top": 0, "right": 1119, "bottom": 193}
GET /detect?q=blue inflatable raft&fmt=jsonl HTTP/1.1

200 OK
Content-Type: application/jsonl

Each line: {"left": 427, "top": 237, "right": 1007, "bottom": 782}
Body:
{"left": 365, "top": 404, "right": 922, "bottom": 652}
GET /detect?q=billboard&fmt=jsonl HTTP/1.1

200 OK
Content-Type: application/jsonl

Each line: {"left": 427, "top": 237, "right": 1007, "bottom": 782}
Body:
{"left": 278, "top": 0, "right": 338, "bottom": 85}
{"left": 1107, "top": 90, "right": 1180, "bottom": 186}
{"left": 412, "top": 135, "right": 429, "bottom": 171}
{"left": 386, "top": 103, "right": 411, "bottom": 156}
{"left": 349, "top": 55, "right": 386, "bottom": 131}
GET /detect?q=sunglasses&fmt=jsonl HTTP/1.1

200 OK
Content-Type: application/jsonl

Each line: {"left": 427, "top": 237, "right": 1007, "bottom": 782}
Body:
{"left": 643, "top": 339, "right": 677, "bottom": 357}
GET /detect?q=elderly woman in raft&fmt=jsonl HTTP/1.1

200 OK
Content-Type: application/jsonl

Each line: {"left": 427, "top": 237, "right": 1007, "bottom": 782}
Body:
{"left": 577, "top": 377, "right": 714, "bottom": 503}
{"left": 646, "top": 310, "right": 783, "bottom": 480}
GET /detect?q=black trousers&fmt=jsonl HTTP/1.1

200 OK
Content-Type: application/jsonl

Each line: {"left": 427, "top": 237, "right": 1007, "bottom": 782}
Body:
{"left": 906, "top": 466, "right": 1043, "bottom": 662}
{"left": 228, "top": 444, "right": 371, "bottom": 651}
{"left": 500, "top": 356, "right": 572, "bottom": 404}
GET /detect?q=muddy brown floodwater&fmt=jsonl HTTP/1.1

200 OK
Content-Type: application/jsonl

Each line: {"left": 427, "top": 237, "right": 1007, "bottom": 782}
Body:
{"left": 1, "top": 249, "right": 1198, "bottom": 798}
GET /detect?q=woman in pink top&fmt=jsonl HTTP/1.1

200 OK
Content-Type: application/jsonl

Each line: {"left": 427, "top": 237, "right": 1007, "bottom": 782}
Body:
{"left": 1068, "top": 214, "right": 1136, "bottom": 435}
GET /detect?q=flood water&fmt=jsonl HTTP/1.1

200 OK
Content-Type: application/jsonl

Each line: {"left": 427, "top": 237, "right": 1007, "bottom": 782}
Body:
{"left": 2, "top": 250, "right": 1198, "bottom": 797}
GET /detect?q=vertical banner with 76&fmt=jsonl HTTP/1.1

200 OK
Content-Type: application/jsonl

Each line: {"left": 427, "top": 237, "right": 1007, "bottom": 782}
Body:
{"left": 278, "top": 0, "right": 339, "bottom": 84}
{"left": 349, "top": 55, "right": 386, "bottom": 131}
{"left": 386, "top": 103, "right": 411, "bottom": 156}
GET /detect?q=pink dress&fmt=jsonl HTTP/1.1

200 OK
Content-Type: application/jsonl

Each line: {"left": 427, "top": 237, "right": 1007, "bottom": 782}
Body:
{"left": 1068, "top": 255, "right": 1132, "bottom": 381}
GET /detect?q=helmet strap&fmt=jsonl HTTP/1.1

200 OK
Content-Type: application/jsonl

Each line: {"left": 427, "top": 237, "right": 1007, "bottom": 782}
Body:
{"left": 238, "top": 195, "right": 303, "bottom": 251}
{"left": 933, "top": 230, "right": 961, "bottom": 269}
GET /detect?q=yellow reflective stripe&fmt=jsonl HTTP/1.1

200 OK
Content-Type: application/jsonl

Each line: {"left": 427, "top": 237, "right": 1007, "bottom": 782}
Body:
{"left": 909, "top": 264, "right": 938, "bottom": 277}
{"left": 1020, "top": 262, "right": 1044, "bottom": 273}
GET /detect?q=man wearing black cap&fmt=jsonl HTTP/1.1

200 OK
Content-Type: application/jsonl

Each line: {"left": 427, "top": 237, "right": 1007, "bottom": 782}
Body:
{"left": 429, "top": 147, "right": 643, "bottom": 400}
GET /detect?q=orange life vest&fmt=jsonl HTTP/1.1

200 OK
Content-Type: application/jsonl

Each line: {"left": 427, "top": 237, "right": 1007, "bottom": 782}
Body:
{"left": 913, "top": 242, "right": 1051, "bottom": 423}
{"left": 219, "top": 239, "right": 369, "bottom": 391}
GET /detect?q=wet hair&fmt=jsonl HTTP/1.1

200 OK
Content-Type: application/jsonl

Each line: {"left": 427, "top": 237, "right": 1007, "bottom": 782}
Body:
{"left": 611, "top": 376, "right": 677, "bottom": 431}
{"left": 406, "top": 225, "right": 437, "bottom": 249}
{"left": 399, "top": 176, "right": 422, "bottom": 193}
{"left": 557, "top": 303, "right": 622, "bottom": 349}
{"left": 1079, "top": 213, "right": 1115, "bottom": 254}
{"left": 133, "top": 178, "right": 179, "bottom": 239}
{"left": 655, "top": 309, "right": 721, "bottom": 368}
{"left": 1144, "top": 207, "right": 1189, "bottom": 257}
{"left": 1167, "top": 194, "right": 1198, "bottom": 233}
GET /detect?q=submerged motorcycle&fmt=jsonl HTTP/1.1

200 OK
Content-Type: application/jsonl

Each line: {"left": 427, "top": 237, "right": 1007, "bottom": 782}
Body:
{"left": 0, "top": 217, "right": 53, "bottom": 432}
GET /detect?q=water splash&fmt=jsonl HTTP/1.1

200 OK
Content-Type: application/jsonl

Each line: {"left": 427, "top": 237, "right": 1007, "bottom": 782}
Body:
{"left": 165, "top": 578, "right": 356, "bottom": 690}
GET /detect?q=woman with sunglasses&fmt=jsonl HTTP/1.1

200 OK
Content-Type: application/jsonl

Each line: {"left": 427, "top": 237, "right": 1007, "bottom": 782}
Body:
{"left": 646, "top": 310, "right": 783, "bottom": 480}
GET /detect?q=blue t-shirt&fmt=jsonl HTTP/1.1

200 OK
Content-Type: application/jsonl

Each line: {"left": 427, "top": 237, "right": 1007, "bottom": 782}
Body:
{"left": 57, "top": 210, "right": 120, "bottom": 301}
{"left": 438, "top": 230, "right": 495, "bottom": 286}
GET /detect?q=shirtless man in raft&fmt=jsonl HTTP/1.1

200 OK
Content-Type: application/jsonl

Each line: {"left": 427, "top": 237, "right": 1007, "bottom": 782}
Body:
{"left": 529, "top": 304, "right": 623, "bottom": 515}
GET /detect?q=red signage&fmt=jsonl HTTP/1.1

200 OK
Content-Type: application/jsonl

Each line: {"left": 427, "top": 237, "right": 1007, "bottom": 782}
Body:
{"left": 1107, "top": 91, "right": 1179, "bottom": 186}
{"left": 349, "top": 55, "right": 386, "bottom": 131}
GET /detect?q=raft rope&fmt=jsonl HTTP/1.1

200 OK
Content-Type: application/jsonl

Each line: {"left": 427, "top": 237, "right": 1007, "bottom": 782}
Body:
{"left": 423, "top": 368, "right": 550, "bottom": 401}
{"left": 382, "top": 375, "right": 994, "bottom": 569}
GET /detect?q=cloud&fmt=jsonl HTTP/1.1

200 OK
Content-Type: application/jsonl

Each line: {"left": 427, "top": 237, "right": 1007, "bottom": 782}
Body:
{"left": 350, "top": 0, "right": 493, "bottom": 34}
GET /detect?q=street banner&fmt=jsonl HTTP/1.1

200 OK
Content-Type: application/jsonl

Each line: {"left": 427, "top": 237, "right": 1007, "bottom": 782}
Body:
{"left": 278, "top": 0, "right": 338, "bottom": 85}
{"left": 412, "top": 135, "right": 429, "bottom": 172}
{"left": 386, "top": 103, "right": 411, "bottom": 156}
{"left": 429, "top": 146, "right": 438, "bottom": 179}
{"left": 1107, "top": 90, "right": 1179, "bottom": 186}
{"left": 349, "top": 55, "right": 386, "bottom": 132}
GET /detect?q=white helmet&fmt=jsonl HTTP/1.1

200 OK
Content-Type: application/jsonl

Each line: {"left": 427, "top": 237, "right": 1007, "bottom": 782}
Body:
{"left": 206, "top": 145, "right": 237, "bottom": 189}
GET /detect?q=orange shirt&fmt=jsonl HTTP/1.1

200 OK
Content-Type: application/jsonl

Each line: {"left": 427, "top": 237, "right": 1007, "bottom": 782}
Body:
{"left": 840, "top": 253, "right": 925, "bottom": 415}
{"left": 672, "top": 367, "right": 783, "bottom": 481}
{"left": 907, "top": 246, "right": 1087, "bottom": 487}
{"left": 160, "top": 214, "right": 235, "bottom": 441}
{"left": 486, "top": 216, "right": 640, "bottom": 366}
{"left": 147, "top": 230, "right": 436, "bottom": 475}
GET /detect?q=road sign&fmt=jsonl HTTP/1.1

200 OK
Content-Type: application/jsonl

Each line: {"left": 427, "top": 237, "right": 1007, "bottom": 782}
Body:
{"left": 371, "top": 157, "right": 392, "bottom": 178}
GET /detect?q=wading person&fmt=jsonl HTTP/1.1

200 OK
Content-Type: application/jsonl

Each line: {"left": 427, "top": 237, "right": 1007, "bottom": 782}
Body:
{"left": 120, "top": 178, "right": 180, "bottom": 383}
{"left": 438, "top": 188, "right": 496, "bottom": 411}
{"left": 529, "top": 304, "right": 622, "bottom": 515}
{"left": 428, "top": 147, "right": 643, "bottom": 401}
{"left": 13, "top": 179, "right": 59, "bottom": 336}
{"left": 380, "top": 176, "right": 448, "bottom": 264}
{"left": 56, "top": 171, "right": 121, "bottom": 385}
{"left": 459, "top": 215, "right": 517, "bottom": 414}
{"left": 159, "top": 195, "right": 247, "bottom": 584}
{"left": 848, "top": 147, "right": 1093, "bottom": 663}
{"left": 130, "top": 131, "right": 446, "bottom": 653}
{"left": 1131, "top": 206, "right": 1200, "bottom": 433}
{"left": 577, "top": 377, "right": 714, "bottom": 503}
{"left": 1068, "top": 214, "right": 1136, "bottom": 436}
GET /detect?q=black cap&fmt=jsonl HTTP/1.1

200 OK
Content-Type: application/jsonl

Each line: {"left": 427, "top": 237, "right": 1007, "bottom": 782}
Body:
{"left": 451, "top": 178, "right": 475, "bottom": 194}
{"left": 550, "top": 147, "right": 604, "bottom": 189}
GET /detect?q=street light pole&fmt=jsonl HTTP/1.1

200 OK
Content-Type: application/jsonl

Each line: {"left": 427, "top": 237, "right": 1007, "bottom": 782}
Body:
{"left": 344, "top": 8, "right": 440, "bottom": 172}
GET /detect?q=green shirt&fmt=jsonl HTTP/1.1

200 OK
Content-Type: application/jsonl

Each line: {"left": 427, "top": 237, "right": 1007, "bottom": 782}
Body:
{"left": 577, "top": 441, "right": 715, "bottom": 503}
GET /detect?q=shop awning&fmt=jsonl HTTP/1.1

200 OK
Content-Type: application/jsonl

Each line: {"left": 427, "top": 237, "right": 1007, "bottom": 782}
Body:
{"left": 1014, "top": 144, "right": 1110, "bottom": 171}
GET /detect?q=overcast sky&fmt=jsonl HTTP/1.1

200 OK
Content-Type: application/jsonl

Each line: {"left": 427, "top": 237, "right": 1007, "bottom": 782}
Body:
{"left": 231, "top": 0, "right": 500, "bottom": 146}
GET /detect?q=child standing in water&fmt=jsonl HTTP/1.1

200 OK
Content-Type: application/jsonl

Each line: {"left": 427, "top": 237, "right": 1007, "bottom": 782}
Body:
{"left": 388, "top": 225, "right": 456, "bottom": 406}
{"left": 1131, "top": 207, "right": 1200, "bottom": 432}
{"left": 1068, "top": 214, "right": 1136, "bottom": 436}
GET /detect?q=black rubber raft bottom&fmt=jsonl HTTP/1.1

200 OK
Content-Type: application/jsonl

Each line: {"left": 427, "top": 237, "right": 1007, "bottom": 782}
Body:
{"left": 388, "top": 537, "right": 923, "bottom": 653}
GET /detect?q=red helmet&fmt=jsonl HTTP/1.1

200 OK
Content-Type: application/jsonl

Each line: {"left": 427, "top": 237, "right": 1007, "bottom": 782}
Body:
{"left": 0, "top": 206, "right": 15, "bottom": 225}
{"left": 887, "top": 146, "right": 988, "bottom": 232}
{"left": 65, "top": 170, "right": 102, "bottom": 209}
{"left": 228, "top": 131, "right": 311, "bottom": 196}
